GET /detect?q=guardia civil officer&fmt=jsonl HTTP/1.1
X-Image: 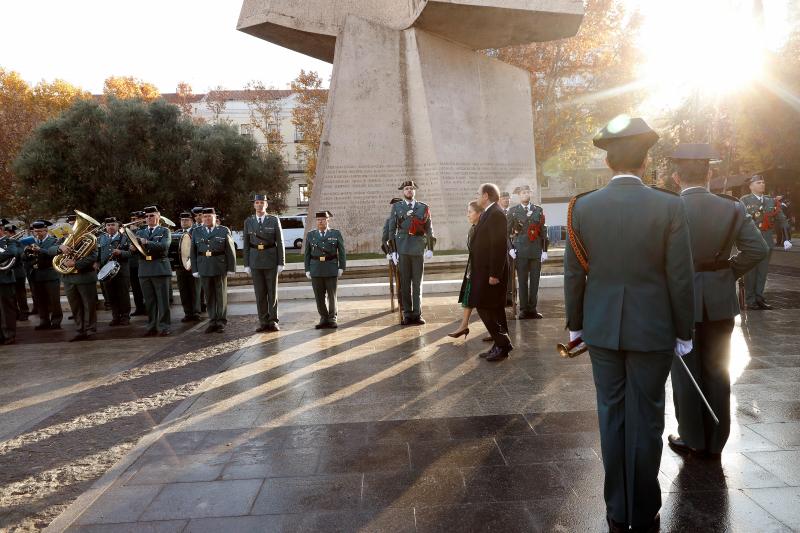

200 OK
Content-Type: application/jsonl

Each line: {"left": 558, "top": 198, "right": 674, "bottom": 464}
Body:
{"left": 243, "top": 194, "right": 285, "bottom": 332}
{"left": 740, "top": 175, "right": 792, "bottom": 309}
{"left": 25, "top": 221, "right": 63, "bottom": 330}
{"left": 134, "top": 206, "right": 172, "bottom": 336}
{"left": 304, "top": 211, "right": 346, "bottom": 329}
{"left": 4, "top": 223, "right": 29, "bottom": 321}
{"left": 127, "top": 211, "right": 147, "bottom": 316}
{"left": 190, "top": 206, "right": 205, "bottom": 313}
{"left": 507, "top": 185, "right": 548, "bottom": 319}
{"left": 0, "top": 226, "right": 18, "bottom": 344}
{"left": 387, "top": 181, "right": 435, "bottom": 325}
{"left": 667, "top": 144, "right": 768, "bottom": 458}
{"left": 98, "top": 217, "right": 131, "bottom": 326}
{"left": 564, "top": 117, "right": 694, "bottom": 532}
{"left": 172, "top": 212, "right": 201, "bottom": 322}
{"left": 54, "top": 226, "right": 99, "bottom": 342}
{"left": 191, "top": 208, "right": 235, "bottom": 333}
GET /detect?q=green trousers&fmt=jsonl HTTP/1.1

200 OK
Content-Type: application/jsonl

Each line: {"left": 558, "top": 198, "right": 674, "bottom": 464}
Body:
{"left": 589, "top": 346, "right": 673, "bottom": 528}
{"left": 63, "top": 280, "right": 97, "bottom": 336}
{"left": 744, "top": 230, "right": 772, "bottom": 305}
{"left": 32, "top": 279, "right": 62, "bottom": 327}
{"left": 516, "top": 256, "right": 542, "bottom": 313}
{"left": 0, "top": 283, "right": 17, "bottom": 341}
{"left": 201, "top": 275, "right": 228, "bottom": 327}
{"left": 176, "top": 268, "right": 200, "bottom": 318}
{"left": 103, "top": 272, "right": 131, "bottom": 322}
{"left": 399, "top": 254, "right": 423, "bottom": 320}
{"left": 15, "top": 276, "right": 29, "bottom": 316}
{"left": 672, "top": 319, "right": 734, "bottom": 454}
{"left": 311, "top": 276, "right": 338, "bottom": 323}
{"left": 252, "top": 268, "right": 278, "bottom": 326}
{"left": 140, "top": 275, "right": 171, "bottom": 332}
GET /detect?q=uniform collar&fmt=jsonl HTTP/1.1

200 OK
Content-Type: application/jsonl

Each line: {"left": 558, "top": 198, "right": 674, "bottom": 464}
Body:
{"left": 680, "top": 186, "right": 708, "bottom": 195}
{"left": 611, "top": 174, "right": 643, "bottom": 183}
{"left": 753, "top": 194, "right": 764, "bottom": 201}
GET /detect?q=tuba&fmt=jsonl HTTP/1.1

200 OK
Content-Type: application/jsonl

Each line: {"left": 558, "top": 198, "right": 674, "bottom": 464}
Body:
{"left": 53, "top": 210, "right": 102, "bottom": 274}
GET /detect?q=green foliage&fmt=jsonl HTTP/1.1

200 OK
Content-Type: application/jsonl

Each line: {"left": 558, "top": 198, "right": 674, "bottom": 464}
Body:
{"left": 13, "top": 97, "right": 290, "bottom": 227}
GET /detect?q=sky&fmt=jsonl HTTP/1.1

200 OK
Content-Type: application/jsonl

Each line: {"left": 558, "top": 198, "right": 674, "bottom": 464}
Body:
{"left": 1, "top": 0, "right": 333, "bottom": 94}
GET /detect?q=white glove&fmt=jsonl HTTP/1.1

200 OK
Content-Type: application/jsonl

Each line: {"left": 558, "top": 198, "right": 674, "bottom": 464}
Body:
{"left": 391, "top": 252, "right": 399, "bottom": 265}
{"left": 541, "top": 251, "right": 548, "bottom": 262}
{"left": 424, "top": 250, "right": 433, "bottom": 260}
{"left": 338, "top": 269, "right": 343, "bottom": 277}
{"left": 386, "top": 254, "right": 393, "bottom": 261}
{"left": 305, "top": 271, "right": 311, "bottom": 279}
{"left": 244, "top": 266, "right": 251, "bottom": 275}
{"left": 508, "top": 248, "right": 517, "bottom": 259}
{"left": 569, "top": 330, "right": 583, "bottom": 343}
{"left": 784, "top": 240, "right": 793, "bottom": 251}
{"left": 226, "top": 271, "right": 234, "bottom": 277}
{"left": 277, "top": 265, "right": 284, "bottom": 274}
{"left": 192, "top": 272, "right": 199, "bottom": 279}
{"left": 675, "top": 338, "right": 693, "bottom": 358}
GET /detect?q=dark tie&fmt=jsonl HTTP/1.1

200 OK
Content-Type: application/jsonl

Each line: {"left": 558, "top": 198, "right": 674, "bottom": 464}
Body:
{"left": 148, "top": 228, "right": 153, "bottom": 238}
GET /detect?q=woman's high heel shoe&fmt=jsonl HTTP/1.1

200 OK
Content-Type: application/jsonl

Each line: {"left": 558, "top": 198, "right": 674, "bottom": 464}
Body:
{"left": 447, "top": 327, "right": 470, "bottom": 339}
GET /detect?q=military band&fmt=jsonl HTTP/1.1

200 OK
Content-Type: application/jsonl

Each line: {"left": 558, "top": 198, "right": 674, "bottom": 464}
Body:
{"left": 243, "top": 193, "right": 284, "bottom": 332}
{"left": 98, "top": 217, "right": 132, "bottom": 326}
{"left": 191, "top": 208, "right": 236, "bottom": 333}
{"left": 56, "top": 215, "right": 99, "bottom": 342}
{"left": 304, "top": 211, "right": 346, "bottom": 329}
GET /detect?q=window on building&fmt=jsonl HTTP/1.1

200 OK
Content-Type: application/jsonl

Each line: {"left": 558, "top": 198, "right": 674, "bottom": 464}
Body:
{"left": 268, "top": 122, "right": 280, "bottom": 134}
{"left": 298, "top": 183, "right": 310, "bottom": 207}
{"left": 540, "top": 176, "right": 550, "bottom": 189}
{"left": 294, "top": 127, "right": 305, "bottom": 143}
{"left": 240, "top": 123, "right": 252, "bottom": 136}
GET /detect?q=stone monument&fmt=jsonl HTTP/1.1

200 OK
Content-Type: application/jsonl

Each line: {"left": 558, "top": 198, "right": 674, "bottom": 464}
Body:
{"left": 238, "top": 1, "right": 583, "bottom": 251}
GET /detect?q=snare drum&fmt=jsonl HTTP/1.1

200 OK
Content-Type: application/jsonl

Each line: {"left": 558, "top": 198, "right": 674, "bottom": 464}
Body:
{"left": 98, "top": 260, "right": 121, "bottom": 282}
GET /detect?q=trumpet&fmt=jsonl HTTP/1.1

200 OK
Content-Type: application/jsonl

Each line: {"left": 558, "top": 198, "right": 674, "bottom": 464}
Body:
{"left": 122, "top": 215, "right": 175, "bottom": 258}
{"left": 557, "top": 337, "right": 588, "bottom": 358}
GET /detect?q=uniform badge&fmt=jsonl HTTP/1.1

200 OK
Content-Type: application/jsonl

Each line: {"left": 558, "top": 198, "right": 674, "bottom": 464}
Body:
{"left": 205, "top": 251, "right": 212, "bottom": 257}
{"left": 407, "top": 210, "right": 413, "bottom": 217}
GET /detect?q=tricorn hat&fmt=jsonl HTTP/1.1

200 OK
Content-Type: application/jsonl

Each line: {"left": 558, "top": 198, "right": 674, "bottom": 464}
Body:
{"left": 31, "top": 220, "right": 52, "bottom": 230}
{"left": 104, "top": 217, "right": 118, "bottom": 224}
{"left": 191, "top": 206, "right": 204, "bottom": 215}
{"left": 747, "top": 174, "right": 765, "bottom": 184}
{"left": 398, "top": 180, "right": 418, "bottom": 190}
{"left": 179, "top": 211, "right": 192, "bottom": 219}
{"left": 315, "top": 211, "right": 332, "bottom": 218}
{"left": 143, "top": 205, "right": 160, "bottom": 214}
{"left": 253, "top": 193, "right": 267, "bottom": 202}
{"left": 593, "top": 116, "right": 659, "bottom": 152}
{"left": 669, "top": 143, "right": 721, "bottom": 162}
{"left": 202, "top": 207, "right": 216, "bottom": 214}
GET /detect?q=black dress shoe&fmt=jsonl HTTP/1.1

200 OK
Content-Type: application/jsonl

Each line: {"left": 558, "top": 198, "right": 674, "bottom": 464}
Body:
{"left": 415, "top": 317, "right": 426, "bottom": 325}
{"left": 266, "top": 322, "right": 280, "bottom": 332}
{"left": 255, "top": 325, "right": 268, "bottom": 332}
{"left": 486, "top": 345, "right": 513, "bottom": 362}
{"left": 530, "top": 311, "right": 543, "bottom": 319}
{"left": 315, "top": 322, "right": 326, "bottom": 329}
{"left": 49, "top": 324, "right": 61, "bottom": 330}
{"left": 326, "top": 321, "right": 339, "bottom": 329}
{"left": 130, "top": 311, "right": 144, "bottom": 317}
{"left": 109, "top": 319, "right": 121, "bottom": 326}
{"left": 69, "top": 333, "right": 89, "bottom": 342}
{"left": 607, "top": 515, "right": 627, "bottom": 533}
{"left": 215, "top": 326, "right": 225, "bottom": 333}
{"left": 746, "top": 304, "right": 762, "bottom": 310}
{"left": 181, "top": 316, "right": 193, "bottom": 323}
{"left": 18, "top": 314, "right": 28, "bottom": 321}
{"left": 2, "top": 338, "right": 16, "bottom": 345}
{"left": 34, "top": 324, "right": 51, "bottom": 331}
{"left": 143, "top": 330, "right": 157, "bottom": 337}
{"left": 158, "top": 330, "right": 172, "bottom": 337}
{"left": 630, "top": 513, "right": 660, "bottom": 533}
{"left": 400, "top": 317, "right": 410, "bottom": 326}
{"left": 204, "top": 324, "right": 217, "bottom": 334}
{"left": 668, "top": 434, "right": 705, "bottom": 456}
{"left": 757, "top": 301, "right": 773, "bottom": 310}
{"left": 479, "top": 345, "right": 499, "bottom": 359}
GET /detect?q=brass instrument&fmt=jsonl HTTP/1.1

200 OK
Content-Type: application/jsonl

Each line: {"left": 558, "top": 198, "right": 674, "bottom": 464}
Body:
{"left": 122, "top": 215, "right": 175, "bottom": 258}
{"left": 557, "top": 337, "right": 588, "bottom": 359}
{"left": 53, "top": 210, "right": 102, "bottom": 274}
{"left": 0, "top": 232, "right": 29, "bottom": 271}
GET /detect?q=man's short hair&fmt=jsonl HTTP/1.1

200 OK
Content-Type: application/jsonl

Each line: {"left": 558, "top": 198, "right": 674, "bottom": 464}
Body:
{"left": 674, "top": 160, "right": 710, "bottom": 184}
{"left": 480, "top": 183, "right": 500, "bottom": 202}
{"left": 606, "top": 142, "right": 649, "bottom": 172}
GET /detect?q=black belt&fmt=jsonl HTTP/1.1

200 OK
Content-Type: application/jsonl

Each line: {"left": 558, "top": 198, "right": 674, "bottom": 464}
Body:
{"left": 311, "top": 254, "right": 338, "bottom": 262}
{"left": 202, "top": 250, "right": 226, "bottom": 257}
{"left": 695, "top": 260, "right": 731, "bottom": 272}
{"left": 250, "top": 242, "right": 276, "bottom": 250}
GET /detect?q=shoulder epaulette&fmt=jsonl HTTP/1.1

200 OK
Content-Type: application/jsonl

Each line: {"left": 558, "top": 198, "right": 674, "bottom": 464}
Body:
{"left": 416, "top": 201, "right": 428, "bottom": 208}
{"left": 714, "top": 193, "right": 739, "bottom": 202}
{"left": 572, "top": 189, "right": 598, "bottom": 204}
{"left": 650, "top": 186, "right": 679, "bottom": 196}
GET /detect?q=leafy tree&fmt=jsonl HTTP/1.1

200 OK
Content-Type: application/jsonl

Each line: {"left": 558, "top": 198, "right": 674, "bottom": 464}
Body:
{"left": 244, "top": 80, "right": 286, "bottom": 156}
{"left": 13, "top": 98, "right": 289, "bottom": 228}
{"left": 103, "top": 76, "right": 160, "bottom": 102}
{"left": 290, "top": 70, "right": 327, "bottom": 191}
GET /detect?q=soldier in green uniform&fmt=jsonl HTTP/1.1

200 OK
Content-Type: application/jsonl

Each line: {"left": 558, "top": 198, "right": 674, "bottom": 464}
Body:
{"left": 26, "top": 220, "right": 63, "bottom": 330}
{"left": 387, "top": 181, "right": 435, "bottom": 325}
{"left": 98, "top": 217, "right": 132, "bottom": 326}
{"left": 507, "top": 185, "right": 548, "bottom": 319}
{"left": 54, "top": 227, "right": 99, "bottom": 342}
{"left": 667, "top": 144, "right": 768, "bottom": 458}
{"left": 243, "top": 194, "right": 285, "bottom": 332}
{"left": 564, "top": 117, "right": 694, "bottom": 532}
{"left": 0, "top": 226, "right": 18, "bottom": 344}
{"left": 191, "top": 208, "right": 236, "bottom": 333}
{"left": 133, "top": 206, "right": 172, "bottom": 336}
{"left": 4, "top": 223, "right": 29, "bottom": 321}
{"left": 127, "top": 211, "right": 147, "bottom": 316}
{"left": 172, "top": 212, "right": 201, "bottom": 322}
{"left": 740, "top": 175, "right": 792, "bottom": 309}
{"left": 190, "top": 206, "right": 206, "bottom": 313}
{"left": 304, "top": 211, "right": 346, "bottom": 329}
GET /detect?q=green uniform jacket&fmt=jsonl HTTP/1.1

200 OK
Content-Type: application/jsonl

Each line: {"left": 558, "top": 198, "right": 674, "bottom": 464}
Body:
{"left": 10, "top": 238, "right": 25, "bottom": 280}
{"left": 24, "top": 235, "right": 61, "bottom": 282}
{"left": 135, "top": 226, "right": 172, "bottom": 277}
{"left": 0, "top": 238, "right": 17, "bottom": 284}
{"left": 681, "top": 188, "right": 768, "bottom": 321}
{"left": 304, "top": 229, "right": 346, "bottom": 277}
{"left": 98, "top": 232, "right": 132, "bottom": 273}
{"left": 740, "top": 193, "right": 790, "bottom": 238}
{"left": 507, "top": 203, "right": 547, "bottom": 258}
{"left": 387, "top": 200, "right": 435, "bottom": 256}
{"left": 242, "top": 215, "right": 285, "bottom": 269}
{"left": 191, "top": 225, "right": 236, "bottom": 277}
{"left": 48, "top": 243, "right": 98, "bottom": 284}
{"left": 564, "top": 177, "right": 695, "bottom": 352}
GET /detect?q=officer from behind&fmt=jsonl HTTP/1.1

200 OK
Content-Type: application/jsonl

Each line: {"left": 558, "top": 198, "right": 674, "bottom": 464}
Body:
{"left": 191, "top": 207, "right": 235, "bottom": 333}
{"left": 507, "top": 184, "right": 548, "bottom": 319}
{"left": 172, "top": 212, "right": 201, "bottom": 322}
{"left": 134, "top": 206, "right": 172, "bottom": 336}
{"left": 304, "top": 211, "right": 346, "bottom": 329}
{"left": 98, "top": 217, "right": 131, "bottom": 326}
{"left": 243, "top": 194, "right": 285, "bottom": 332}
{"left": 0, "top": 225, "right": 18, "bottom": 344}
{"left": 740, "top": 175, "right": 792, "bottom": 309}
{"left": 564, "top": 116, "right": 694, "bottom": 532}
{"left": 388, "top": 181, "right": 435, "bottom": 325}
{"left": 25, "top": 220, "right": 63, "bottom": 330}
{"left": 667, "top": 144, "right": 768, "bottom": 458}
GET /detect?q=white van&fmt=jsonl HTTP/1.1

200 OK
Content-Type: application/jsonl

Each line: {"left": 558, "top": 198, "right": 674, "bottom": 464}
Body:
{"left": 280, "top": 216, "right": 307, "bottom": 249}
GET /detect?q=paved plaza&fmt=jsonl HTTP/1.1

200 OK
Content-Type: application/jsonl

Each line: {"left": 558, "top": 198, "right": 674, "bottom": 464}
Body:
{"left": 1, "top": 255, "right": 799, "bottom": 532}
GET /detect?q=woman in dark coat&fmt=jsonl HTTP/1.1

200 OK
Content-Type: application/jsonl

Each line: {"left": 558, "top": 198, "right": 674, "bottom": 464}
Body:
{"left": 449, "top": 201, "right": 484, "bottom": 339}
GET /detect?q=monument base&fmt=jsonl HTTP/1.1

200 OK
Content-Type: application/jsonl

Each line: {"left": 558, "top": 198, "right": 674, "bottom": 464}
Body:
{"left": 309, "top": 15, "right": 538, "bottom": 252}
